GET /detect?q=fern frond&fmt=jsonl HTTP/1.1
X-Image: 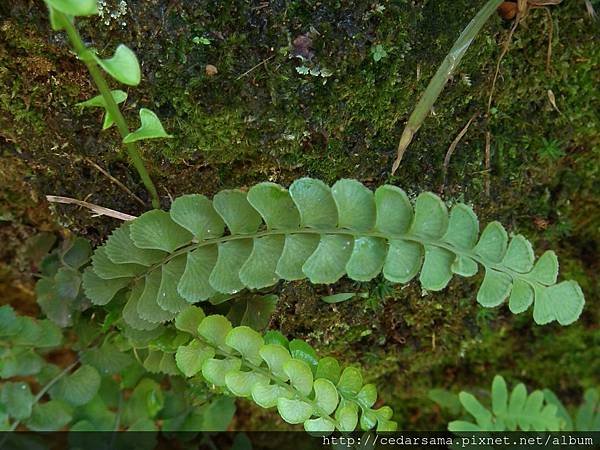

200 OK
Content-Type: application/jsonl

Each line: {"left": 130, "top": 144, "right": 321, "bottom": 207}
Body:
{"left": 172, "top": 306, "right": 396, "bottom": 432}
{"left": 544, "top": 387, "right": 600, "bottom": 431}
{"left": 82, "top": 178, "right": 585, "bottom": 327}
{"left": 449, "top": 375, "right": 562, "bottom": 431}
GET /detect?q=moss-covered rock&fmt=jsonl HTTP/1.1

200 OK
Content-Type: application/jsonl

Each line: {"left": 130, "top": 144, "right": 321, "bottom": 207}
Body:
{"left": 0, "top": 0, "right": 597, "bottom": 430}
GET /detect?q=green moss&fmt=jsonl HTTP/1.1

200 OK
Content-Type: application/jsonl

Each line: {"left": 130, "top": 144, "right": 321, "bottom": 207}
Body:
{"left": 0, "top": 0, "right": 598, "bottom": 431}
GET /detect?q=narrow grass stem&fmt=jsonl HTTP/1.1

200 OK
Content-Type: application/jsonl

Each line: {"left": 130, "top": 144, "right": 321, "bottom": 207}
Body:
{"left": 392, "top": 0, "right": 503, "bottom": 173}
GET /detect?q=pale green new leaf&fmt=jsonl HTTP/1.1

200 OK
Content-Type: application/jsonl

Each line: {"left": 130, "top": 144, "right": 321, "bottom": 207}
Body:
{"left": 202, "top": 358, "right": 241, "bottom": 386}
{"left": 288, "top": 340, "right": 318, "bottom": 371}
{"left": 225, "top": 371, "right": 269, "bottom": 397}
{"left": 226, "top": 326, "right": 264, "bottom": 365}
{"left": 94, "top": 44, "right": 140, "bottom": 86}
{"left": 315, "top": 357, "right": 341, "bottom": 384}
{"left": 357, "top": 384, "right": 378, "bottom": 409}
{"left": 252, "top": 383, "right": 292, "bottom": 408}
{"left": 277, "top": 398, "right": 314, "bottom": 424}
{"left": 45, "top": 0, "right": 98, "bottom": 16}
{"left": 175, "top": 305, "right": 205, "bottom": 335}
{"left": 314, "top": 379, "right": 339, "bottom": 415}
{"left": 336, "top": 402, "right": 358, "bottom": 431}
{"left": 284, "top": 359, "right": 313, "bottom": 396}
{"left": 259, "top": 344, "right": 292, "bottom": 380}
{"left": 304, "top": 417, "right": 336, "bottom": 433}
{"left": 123, "top": 109, "right": 173, "bottom": 143}
{"left": 337, "top": 367, "right": 362, "bottom": 396}
{"left": 175, "top": 340, "right": 214, "bottom": 377}
{"left": 198, "top": 315, "right": 232, "bottom": 348}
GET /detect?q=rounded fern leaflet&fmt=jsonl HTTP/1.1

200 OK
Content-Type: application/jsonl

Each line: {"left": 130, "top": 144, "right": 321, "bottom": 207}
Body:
{"left": 82, "top": 178, "right": 585, "bottom": 328}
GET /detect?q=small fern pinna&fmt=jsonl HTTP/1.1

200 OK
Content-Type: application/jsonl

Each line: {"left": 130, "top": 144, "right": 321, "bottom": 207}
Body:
{"left": 173, "top": 306, "right": 395, "bottom": 432}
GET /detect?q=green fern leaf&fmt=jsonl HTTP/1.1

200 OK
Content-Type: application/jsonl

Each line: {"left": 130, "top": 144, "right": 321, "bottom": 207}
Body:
{"left": 45, "top": 0, "right": 98, "bottom": 16}
{"left": 2, "top": 382, "right": 34, "bottom": 420}
{"left": 171, "top": 310, "right": 396, "bottom": 432}
{"left": 450, "top": 375, "right": 562, "bottom": 432}
{"left": 50, "top": 364, "right": 101, "bottom": 406}
{"left": 84, "top": 178, "right": 585, "bottom": 326}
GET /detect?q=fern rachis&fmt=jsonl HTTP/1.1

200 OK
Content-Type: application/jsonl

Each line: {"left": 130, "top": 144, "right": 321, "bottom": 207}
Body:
{"left": 83, "top": 178, "right": 585, "bottom": 329}
{"left": 173, "top": 306, "right": 396, "bottom": 432}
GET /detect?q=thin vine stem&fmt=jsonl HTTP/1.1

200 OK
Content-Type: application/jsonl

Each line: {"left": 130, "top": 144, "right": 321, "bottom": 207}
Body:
{"left": 55, "top": 10, "right": 160, "bottom": 209}
{"left": 0, "top": 361, "right": 78, "bottom": 446}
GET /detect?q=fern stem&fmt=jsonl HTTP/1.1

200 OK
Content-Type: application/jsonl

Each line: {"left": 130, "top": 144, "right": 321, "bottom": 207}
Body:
{"left": 141, "top": 228, "right": 542, "bottom": 291}
{"left": 55, "top": 11, "right": 160, "bottom": 209}
{"left": 0, "top": 361, "right": 78, "bottom": 442}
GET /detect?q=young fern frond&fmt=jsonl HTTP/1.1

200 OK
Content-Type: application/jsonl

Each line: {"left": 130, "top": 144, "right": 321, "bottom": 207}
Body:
{"left": 82, "top": 178, "right": 585, "bottom": 328}
{"left": 544, "top": 387, "right": 600, "bottom": 431}
{"left": 449, "top": 375, "right": 562, "bottom": 431}
{"left": 172, "top": 306, "right": 397, "bottom": 433}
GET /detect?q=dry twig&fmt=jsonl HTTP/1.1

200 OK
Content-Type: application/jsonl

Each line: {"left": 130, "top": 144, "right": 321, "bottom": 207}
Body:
{"left": 484, "top": 131, "right": 492, "bottom": 197}
{"left": 46, "top": 195, "right": 137, "bottom": 221}
{"left": 84, "top": 158, "right": 146, "bottom": 207}
{"left": 440, "top": 113, "right": 478, "bottom": 194}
